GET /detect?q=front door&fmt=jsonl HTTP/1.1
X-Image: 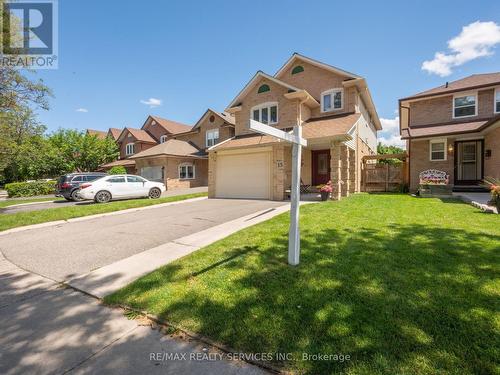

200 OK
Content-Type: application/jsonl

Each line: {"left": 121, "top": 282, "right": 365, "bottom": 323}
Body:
{"left": 312, "top": 150, "right": 331, "bottom": 185}
{"left": 455, "top": 140, "right": 483, "bottom": 184}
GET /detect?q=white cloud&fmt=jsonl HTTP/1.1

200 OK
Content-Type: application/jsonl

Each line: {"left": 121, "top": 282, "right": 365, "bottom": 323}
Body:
{"left": 140, "top": 97, "right": 162, "bottom": 108}
{"left": 422, "top": 21, "right": 500, "bottom": 76}
{"left": 76, "top": 108, "right": 88, "bottom": 113}
{"left": 378, "top": 116, "right": 406, "bottom": 149}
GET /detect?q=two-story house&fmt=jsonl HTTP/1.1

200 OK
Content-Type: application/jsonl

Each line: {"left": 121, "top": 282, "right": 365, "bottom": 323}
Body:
{"left": 208, "top": 53, "right": 381, "bottom": 200}
{"left": 400, "top": 73, "right": 500, "bottom": 192}
{"left": 129, "top": 109, "right": 235, "bottom": 189}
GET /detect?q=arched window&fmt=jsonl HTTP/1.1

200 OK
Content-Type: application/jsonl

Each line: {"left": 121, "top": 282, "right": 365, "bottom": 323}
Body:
{"left": 291, "top": 65, "right": 304, "bottom": 75}
{"left": 160, "top": 135, "right": 167, "bottom": 143}
{"left": 257, "top": 84, "right": 270, "bottom": 94}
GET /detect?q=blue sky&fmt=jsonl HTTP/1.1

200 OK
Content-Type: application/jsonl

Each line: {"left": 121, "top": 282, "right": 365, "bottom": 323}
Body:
{"left": 35, "top": 0, "right": 500, "bottom": 147}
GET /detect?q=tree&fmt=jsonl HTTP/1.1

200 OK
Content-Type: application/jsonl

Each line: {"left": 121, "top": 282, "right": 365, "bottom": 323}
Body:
{"left": 108, "top": 166, "right": 127, "bottom": 175}
{"left": 377, "top": 143, "right": 406, "bottom": 165}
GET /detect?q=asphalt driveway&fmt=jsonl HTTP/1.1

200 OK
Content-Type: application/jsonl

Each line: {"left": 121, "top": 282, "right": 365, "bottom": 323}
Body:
{"left": 0, "top": 199, "right": 285, "bottom": 281}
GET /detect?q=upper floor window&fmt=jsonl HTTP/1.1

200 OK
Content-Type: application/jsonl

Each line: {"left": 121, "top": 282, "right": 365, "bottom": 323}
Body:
{"left": 321, "top": 88, "right": 343, "bottom": 112}
{"left": 160, "top": 135, "right": 168, "bottom": 143}
{"left": 429, "top": 139, "right": 447, "bottom": 161}
{"left": 206, "top": 129, "right": 219, "bottom": 147}
{"left": 126, "top": 143, "right": 135, "bottom": 155}
{"left": 257, "top": 84, "right": 270, "bottom": 94}
{"left": 495, "top": 88, "right": 500, "bottom": 113}
{"left": 291, "top": 65, "right": 304, "bottom": 75}
{"left": 453, "top": 93, "right": 476, "bottom": 118}
{"left": 251, "top": 102, "right": 278, "bottom": 125}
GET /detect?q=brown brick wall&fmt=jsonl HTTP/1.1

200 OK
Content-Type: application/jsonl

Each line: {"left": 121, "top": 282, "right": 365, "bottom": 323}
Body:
{"left": 484, "top": 127, "right": 500, "bottom": 179}
{"left": 409, "top": 88, "right": 495, "bottom": 126}
{"left": 119, "top": 134, "right": 154, "bottom": 159}
{"left": 143, "top": 121, "right": 169, "bottom": 143}
{"left": 174, "top": 115, "right": 234, "bottom": 151}
{"left": 409, "top": 138, "right": 455, "bottom": 191}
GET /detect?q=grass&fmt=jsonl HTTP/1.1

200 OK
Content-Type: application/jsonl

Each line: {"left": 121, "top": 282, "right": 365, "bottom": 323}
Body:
{"left": 0, "top": 197, "right": 63, "bottom": 209}
{"left": 106, "top": 194, "right": 500, "bottom": 375}
{"left": 0, "top": 192, "right": 207, "bottom": 232}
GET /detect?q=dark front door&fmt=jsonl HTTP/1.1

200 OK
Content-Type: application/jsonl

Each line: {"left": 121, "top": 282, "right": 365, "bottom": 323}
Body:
{"left": 455, "top": 140, "right": 484, "bottom": 184}
{"left": 312, "top": 150, "right": 331, "bottom": 185}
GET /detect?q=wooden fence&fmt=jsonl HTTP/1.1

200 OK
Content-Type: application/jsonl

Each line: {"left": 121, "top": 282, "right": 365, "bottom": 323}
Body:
{"left": 361, "top": 153, "right": 408, "bottom": 192}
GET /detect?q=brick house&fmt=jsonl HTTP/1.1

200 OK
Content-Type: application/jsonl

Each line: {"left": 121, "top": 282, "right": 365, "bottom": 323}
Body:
{"left": 208, "top": 53, "right": 381, "bottom": 200}
{"left": 399, "top": 73, "right": 500, "bottom": 192}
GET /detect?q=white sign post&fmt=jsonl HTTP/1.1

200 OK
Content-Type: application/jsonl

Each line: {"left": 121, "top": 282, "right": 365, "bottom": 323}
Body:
{"left": 248, "top": 119, "right": 307, "bottom": 266}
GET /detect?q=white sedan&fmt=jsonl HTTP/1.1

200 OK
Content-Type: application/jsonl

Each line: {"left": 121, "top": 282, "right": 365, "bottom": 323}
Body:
{"left": 78, "top": 174, "right": 166, "bottom": 203}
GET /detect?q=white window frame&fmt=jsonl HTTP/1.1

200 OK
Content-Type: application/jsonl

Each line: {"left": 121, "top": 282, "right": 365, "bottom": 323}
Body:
{"left": 429, "top": 139, "right": 447, "bottom": 161}
{"left": 452, "top": 91, "right": 477, "bottom": 119}
{"left": 206, "top": 129, "right": 220, "bottom": 147}
{"left": 494, "top": 87, "right": 500, "bottom": 114}
{"left": 250, "top": 102, "right": 278, "bottom": 125}
{"left": 160, "top": 135, "right": 168, "bottom": 143}
{"left": 321, "top": 88, "right": 343, "bottom": 113}
{"left": 125, "top": 143, "right": 135, "bottom": 155}
{"left": 178, "top": 163, "right": 195, "bottom": 180}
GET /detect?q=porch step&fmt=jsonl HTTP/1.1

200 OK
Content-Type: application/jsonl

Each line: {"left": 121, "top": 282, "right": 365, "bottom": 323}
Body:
{"left": 452, "top": 185, "right": 489, "bottom": 193}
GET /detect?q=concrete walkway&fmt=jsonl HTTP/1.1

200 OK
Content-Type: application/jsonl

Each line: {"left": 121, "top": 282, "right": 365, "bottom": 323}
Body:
{"left": 0, "top": 253, "right": 267, "bottom": 375}
{"left": 453, "top": 192, "right": 498, "bottom": 214}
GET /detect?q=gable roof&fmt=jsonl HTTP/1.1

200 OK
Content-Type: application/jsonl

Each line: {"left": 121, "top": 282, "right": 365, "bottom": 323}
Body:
{"left": 192, "top": 108, "right": 235, "bottom": 130}
{"left": 107, "top": 128, "right": 122, "bottom": 140}
{"left": 226, "top": 71, "right": 301, "bottom": 109}
{"left": 130, "top": 139, "right": 205, "bottom": 159}
{"left": 86, "top": 129, "right": 107, "bottom": 139}
{"left": 274, "top": 53, "right": 361, "bottom": 80}
{"left": 145, "top": 115, "right": 192, "bottom": 134}
{"left": 117, "top": 127, "right": 156, "bottom": 144}
{"left": 302, "top": 113, "right": 361, "bottom": 140}
{"left": 401, "top": 72, "right": 500, "bottom": 101}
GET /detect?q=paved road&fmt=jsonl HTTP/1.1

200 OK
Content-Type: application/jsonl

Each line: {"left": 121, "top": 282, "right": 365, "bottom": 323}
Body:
{"left": 0, "top": 187, "right": 208, "bottom": 214}
{"left": 0, "top": 199, "right": 285, "bottom": 281}
{"left": 0, "top": 253, "right": 268, "bottom": 375}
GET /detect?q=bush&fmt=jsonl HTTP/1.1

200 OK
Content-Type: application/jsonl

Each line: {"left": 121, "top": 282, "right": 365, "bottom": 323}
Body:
{"left": 108, "top": 166, "right": 127, "bottom": 175}
{"left": 5, "top": 180, "right": 56, "bottom": 197}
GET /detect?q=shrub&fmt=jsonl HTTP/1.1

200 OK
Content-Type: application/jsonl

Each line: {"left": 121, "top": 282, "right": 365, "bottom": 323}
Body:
{"left": 108, "top": 166, "right": 127, "bottom": 175}
{"left": 5, "top": 180, "right": 56, "bottom": 197}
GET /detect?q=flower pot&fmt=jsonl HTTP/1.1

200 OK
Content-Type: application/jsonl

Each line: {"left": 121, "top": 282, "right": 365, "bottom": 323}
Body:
{"left": 320, "top": 191, "right": 329, "bottom": 201}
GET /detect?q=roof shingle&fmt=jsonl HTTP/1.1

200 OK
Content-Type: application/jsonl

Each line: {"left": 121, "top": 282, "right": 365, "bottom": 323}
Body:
{"left": 130, "top": 139, "right": 205, "bottom": 159}
{"left": 150, "top": 116, "right": 192, "bottom": 134}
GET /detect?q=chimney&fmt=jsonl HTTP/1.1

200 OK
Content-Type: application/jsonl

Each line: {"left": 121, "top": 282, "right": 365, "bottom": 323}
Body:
{"left": 445, "top": 82, "right": 449, "bottom": 88}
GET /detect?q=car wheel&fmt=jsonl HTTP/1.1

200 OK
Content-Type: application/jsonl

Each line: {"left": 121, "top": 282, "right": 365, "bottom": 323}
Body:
{"left": 70, "top": 189, "right": 84, "bottom": 201}
{"left": 94, "top": 191, "right": 111, "bottom": 203}
{"left": 63, "top": 196, "right": 73, "bottom": 201}
{"left": 149, "top": 187, "right": 161, "bottom": 199}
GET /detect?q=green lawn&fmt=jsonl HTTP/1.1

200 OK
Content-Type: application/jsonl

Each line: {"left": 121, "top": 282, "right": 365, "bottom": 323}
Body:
{"left": 0, "top": 197, "right": 63, "bottom": 209}
{"left": 0, "top": 192, "right": 207, "bottom": 232}
{"left": 106, "top": 194, "right": 499, "bottom": 375}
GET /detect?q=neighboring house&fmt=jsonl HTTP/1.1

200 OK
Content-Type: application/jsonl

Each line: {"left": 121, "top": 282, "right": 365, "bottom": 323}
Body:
{"left": 107, "top": 128, "right": 122, "bottom": 141}
{"left": 86, "top": 129, "right": 107, "bottom": 139}
{"left": 400, "top": 73, "right": 500, "bottom": 192}
{"left": 130, "top": 109, "right": 235, "bottom": 189}
{"left": 208, "top": 53, "right": 381, "bottom": 200}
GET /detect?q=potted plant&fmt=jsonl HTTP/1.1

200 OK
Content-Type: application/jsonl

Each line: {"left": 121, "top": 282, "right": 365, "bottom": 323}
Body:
{"left": 483, "top": 177, "right": 500, "bottom": 210}
{"left": 317, "top": 180, "right": 333, "bottom": 201}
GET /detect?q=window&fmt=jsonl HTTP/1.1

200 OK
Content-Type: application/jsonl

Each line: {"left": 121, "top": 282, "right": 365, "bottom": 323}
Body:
{"left": 206, "top": 129, "right": 219, "bottom": 147}
{"left": 126, "top": 143, "right": 135, "bottom": 155}
{"left": 321, "top": 89, "right": 343, "bottom": 112}
{"left": 71, "top": 176, "right": 83, "bottom": 182}
{"left": 495, "top": 88, "right": 500, "bottom": 113}
{"left": 430, "top": 139, "right": 447, "bottom": 161}
{"left": 251, "top": 102, "right": 278, "bottom": 125}
{"left": 453, "top": 93, "right": 477, "bottom": 118}
{"left": 257, "top": 84, "right": 270, "bottom": 94}
{"left": 140, "top": 166, "right": 163, "bottom": 182}
{"left": 179, "top": 164, "right": 195, "bottom": 179}
{"left": 291, "top": 65, "right": 304, "bottom": 75}
{"left": 127, "top": 175, "right": 146, "bottom": 183}
{"left": 107, "top": 176, "right": 126, "bottom": 183}
{"left": 160, "top": 135, "right": 168, "bottom": 143}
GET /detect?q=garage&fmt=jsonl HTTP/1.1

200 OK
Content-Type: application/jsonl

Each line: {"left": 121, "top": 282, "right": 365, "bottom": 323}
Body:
{"left": 215, "top": 150, "right": 271, "bottom": 199}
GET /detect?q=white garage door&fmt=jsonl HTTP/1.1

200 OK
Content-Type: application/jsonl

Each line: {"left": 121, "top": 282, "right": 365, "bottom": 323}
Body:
{"left": 216, "top": 151, "right": 271, "bottom": 199}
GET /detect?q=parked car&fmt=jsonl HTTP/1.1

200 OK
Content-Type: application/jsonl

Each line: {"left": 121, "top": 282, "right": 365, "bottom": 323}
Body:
{"left": 56, "top": 172, "right": 108, "bottom": 201}
{"left": 77, "top": 174, "right": 166, "bottom": 203}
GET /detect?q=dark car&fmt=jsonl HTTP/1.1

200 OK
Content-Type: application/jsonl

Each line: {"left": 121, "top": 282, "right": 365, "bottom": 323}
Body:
{"left": 56, "top": 172, "right": 108, "bottom": 201}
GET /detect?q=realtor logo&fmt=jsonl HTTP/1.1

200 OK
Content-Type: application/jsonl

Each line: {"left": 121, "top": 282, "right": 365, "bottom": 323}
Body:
{"left": 1, "top": 0, "right": 58, "bottom": 69}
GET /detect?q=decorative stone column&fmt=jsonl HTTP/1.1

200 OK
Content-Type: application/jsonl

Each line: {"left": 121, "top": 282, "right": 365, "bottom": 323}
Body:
{"left": 340, "top": 145, "right": 349, "bottom": 197}
{"left": 208, "top": 151, "right": 216, "bottom": 198}
{"left": 349, "top": 148, "right": 356, "bottom": 194}
{"left": 273, "top": 144, "right": 285, "bottom": 201}
{"left": 330, "top": 141, "right": 342, "bottom": 200}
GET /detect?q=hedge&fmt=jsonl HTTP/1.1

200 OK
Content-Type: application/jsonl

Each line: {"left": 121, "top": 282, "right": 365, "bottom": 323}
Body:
{"left": 5, "top": 180, "right": 57, "bottom": 198}
{"left": 108, "top": 166, "right": 127, "bottom": 175}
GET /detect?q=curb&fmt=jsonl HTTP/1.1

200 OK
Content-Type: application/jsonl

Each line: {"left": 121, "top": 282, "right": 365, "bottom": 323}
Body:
{"left": 0, "top": 196, "right": 207, "bottom": 236}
